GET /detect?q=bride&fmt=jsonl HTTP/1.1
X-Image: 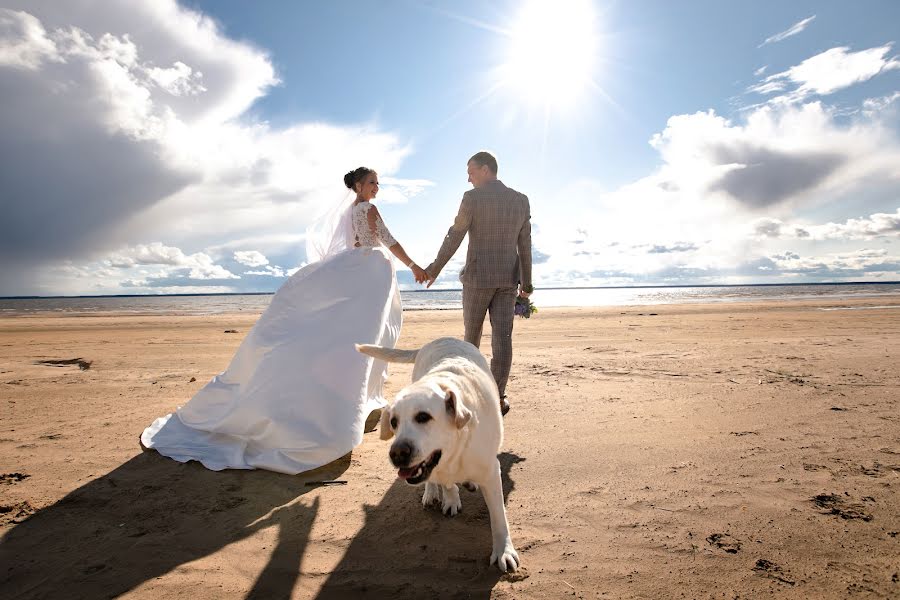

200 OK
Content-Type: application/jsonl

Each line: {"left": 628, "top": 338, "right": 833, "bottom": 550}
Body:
{"left": 141, "top": 167, "right": 429, "bottom": 474}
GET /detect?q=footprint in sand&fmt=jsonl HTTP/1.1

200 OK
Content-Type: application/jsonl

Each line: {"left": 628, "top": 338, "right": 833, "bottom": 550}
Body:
{"left": 0, "top": 500, "right": 37, "bottom": 525}
{"left": 753, "top": 559, "right": 795, "bottom": 585}
{"left": 36, "top": 358, "right": 92, "bottom": 370}
{"left": 706, "top": 532, "right": 741, "bottom": 554}
{"left": 812, "top": 493, "right": 873, "bottom": 522}
{"left": 1, "top": 472, "right": 31, "bottom": 484}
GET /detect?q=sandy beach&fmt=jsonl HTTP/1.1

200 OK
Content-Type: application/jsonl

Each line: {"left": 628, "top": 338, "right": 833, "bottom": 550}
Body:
{"left": 1, "top": 299, "right": 899, "bottom": 599}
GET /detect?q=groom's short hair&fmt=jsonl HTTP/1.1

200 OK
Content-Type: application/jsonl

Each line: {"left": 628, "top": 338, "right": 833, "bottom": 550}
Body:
{"left": 469, "top": 151, "right": 498, "bottom": 175}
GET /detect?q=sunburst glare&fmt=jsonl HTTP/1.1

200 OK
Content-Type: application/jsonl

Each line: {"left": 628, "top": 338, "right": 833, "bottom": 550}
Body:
{"left": 499, "top": 0, "right": 599, "bottom": 111}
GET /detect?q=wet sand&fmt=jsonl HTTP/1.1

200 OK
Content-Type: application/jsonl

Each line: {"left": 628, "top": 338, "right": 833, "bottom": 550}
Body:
{"left": 1, "top": 298, "right": 899, "bottom": 598}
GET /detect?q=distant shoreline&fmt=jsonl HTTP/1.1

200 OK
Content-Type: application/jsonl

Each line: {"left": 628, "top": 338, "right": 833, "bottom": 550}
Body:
{"left": 3, "top": 280, "right": 899, "bottom": 300}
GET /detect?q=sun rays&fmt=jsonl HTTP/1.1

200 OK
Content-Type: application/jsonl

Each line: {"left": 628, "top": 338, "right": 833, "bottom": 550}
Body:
{"left": 421, "top": 0, "right": 616, "bottom": 148}
{"left": 498, "top": 0, "right": 599, "bottom": 111}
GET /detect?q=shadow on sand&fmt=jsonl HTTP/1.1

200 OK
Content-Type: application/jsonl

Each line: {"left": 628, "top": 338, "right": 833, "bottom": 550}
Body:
{"left": 315, "top": 452, "right": 526, "bottom": 600}
{"left": 0, "top": 450, "right": 347, "bottom": 599}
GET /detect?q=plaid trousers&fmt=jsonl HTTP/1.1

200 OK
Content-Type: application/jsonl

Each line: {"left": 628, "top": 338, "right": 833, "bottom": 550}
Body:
{"left": 463, "top": 285, "right": 517, "bottom": 396}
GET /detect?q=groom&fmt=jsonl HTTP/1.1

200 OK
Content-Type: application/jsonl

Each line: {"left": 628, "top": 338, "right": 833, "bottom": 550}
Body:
{"left": 420, "top": 151, "right": 533, "bottom": 416}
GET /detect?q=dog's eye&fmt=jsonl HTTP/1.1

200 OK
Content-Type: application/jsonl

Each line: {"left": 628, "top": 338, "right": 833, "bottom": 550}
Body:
{"left": 414, "top": 412, "right": 432, "bottom": 424}
{"left": 390, "top": 416, "right": 397, "bottom": 429}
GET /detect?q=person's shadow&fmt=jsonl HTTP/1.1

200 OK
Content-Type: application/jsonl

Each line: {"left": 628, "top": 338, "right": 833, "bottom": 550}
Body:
{"left": 0, "top": 449, "right": 347, "bottom": 599}
{"left": 315, "top": 452, "right": 526, "bottom": 600}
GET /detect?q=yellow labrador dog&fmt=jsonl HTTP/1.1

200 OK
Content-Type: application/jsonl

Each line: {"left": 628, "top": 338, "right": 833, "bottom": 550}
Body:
{"left": 356, "top": 337, "right": 519, "bottom": 572}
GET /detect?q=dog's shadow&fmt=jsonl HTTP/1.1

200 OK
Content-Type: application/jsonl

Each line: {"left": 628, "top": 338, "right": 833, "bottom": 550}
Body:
{"left": 0, "top": 450, "right": 347, "bottom": 599}
{"left": 315, "top": 451, "right": 525, "bottom": 600}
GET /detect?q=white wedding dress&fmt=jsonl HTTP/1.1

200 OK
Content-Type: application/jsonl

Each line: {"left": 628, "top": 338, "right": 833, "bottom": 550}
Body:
{"left": 141, "top": 200, "right": 402, "bottom": 474}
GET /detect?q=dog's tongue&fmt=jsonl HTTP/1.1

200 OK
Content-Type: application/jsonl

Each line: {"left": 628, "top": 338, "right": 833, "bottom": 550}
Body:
{"left": 397, "top": 467, "right": 415, "bottom": 480}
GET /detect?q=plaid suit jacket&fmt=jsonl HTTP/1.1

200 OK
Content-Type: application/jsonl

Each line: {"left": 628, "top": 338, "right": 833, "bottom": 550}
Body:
{"left": 427, "top": 179, "right": 532, "bottom": 289}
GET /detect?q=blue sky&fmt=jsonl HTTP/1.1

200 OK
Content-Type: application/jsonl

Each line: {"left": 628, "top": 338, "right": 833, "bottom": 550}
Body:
{"left": 1, "top": 0, "right": 899, "bottom": 295}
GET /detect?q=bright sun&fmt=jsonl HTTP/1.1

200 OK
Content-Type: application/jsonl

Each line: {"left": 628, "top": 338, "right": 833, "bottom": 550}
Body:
{"left": 500, "top": 0, "right": 598, "bottom": 111}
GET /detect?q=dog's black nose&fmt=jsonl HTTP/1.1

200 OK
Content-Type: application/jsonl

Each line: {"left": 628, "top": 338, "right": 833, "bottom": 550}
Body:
{"left": 389, "top": 440, "right": 413, "bottom": 467}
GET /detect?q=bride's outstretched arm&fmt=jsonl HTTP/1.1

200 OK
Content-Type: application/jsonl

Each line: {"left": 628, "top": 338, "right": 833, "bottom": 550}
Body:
{"left": 367, "top": 204, "right": 429, "bottom": 282}
{"left": 389, "top": 243, "right": 429, "bottom": 283}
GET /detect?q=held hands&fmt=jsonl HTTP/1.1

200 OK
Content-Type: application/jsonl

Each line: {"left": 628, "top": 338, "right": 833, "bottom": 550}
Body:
{"left": 411, "top": 264, "right": 430, "bottom": 285}
{"left": 417, "top": 266, "right": 436, "bottom": 288}
{"left": 408, "top": 258, "right": 435, "bottom": 287}
{"left": 423, "top": 264, "right": 436, "bottom": 288}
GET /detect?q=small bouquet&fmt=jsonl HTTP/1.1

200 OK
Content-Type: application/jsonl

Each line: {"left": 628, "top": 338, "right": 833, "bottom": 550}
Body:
{"left": 514, "top": 295, "right": 538, "bottom": 318}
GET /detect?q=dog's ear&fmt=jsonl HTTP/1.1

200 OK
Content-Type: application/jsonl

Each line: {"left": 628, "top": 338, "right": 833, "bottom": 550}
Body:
{"left": 443, "top": 385, "right": 472, "bottom": 429}
{"left": 379, "top": 406, "right": 394, "bottom": 440}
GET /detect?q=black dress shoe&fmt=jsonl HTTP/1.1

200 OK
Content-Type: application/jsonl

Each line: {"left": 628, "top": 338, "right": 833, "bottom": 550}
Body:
{"left": 499, "top": 395, "right": 510, "bottom": 416}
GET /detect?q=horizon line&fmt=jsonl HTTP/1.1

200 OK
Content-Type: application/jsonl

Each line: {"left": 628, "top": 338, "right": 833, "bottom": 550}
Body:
{"left": 2, "top": 280, "right": 899, "bottom": 300}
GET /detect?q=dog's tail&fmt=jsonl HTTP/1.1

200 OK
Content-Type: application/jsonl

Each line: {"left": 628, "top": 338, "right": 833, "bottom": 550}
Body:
{"left": 355, "top": 343, "right": 418, "bottom": 363}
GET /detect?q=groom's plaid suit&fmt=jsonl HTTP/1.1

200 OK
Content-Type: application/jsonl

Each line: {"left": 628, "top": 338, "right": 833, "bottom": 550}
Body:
{"left": 426, "top": 179, "right": 532, "bottom": 397}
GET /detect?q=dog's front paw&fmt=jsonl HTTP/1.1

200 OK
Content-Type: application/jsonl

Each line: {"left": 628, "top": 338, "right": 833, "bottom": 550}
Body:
{"left": 490, "top": 540, "right": 520, "bottom": 572}
{"left": 462, "top": 481, "right": 479, "bottom": 493}
{"left": 441, "top": 484, "right": 461, "bottom": 516}
{"left": 422, "top": 481, "right": 441, "bottom": 507}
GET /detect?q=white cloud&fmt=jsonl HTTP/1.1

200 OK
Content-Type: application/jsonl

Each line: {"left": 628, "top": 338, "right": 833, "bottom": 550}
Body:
{"left": 758, "top": 15, "right": 816, "bottom": 48}
{"left": 233, "top": 250, "right": 269, "bottom": 267}
{"left": 647, "top": 102, "right": 900, "bottom": 210}
{"left": 754, "top": 208, "right": 900, "bottom": 241}
{"left": 147, "top": 60, "right": 207, "bottom": 96}
{"left": 531, "top": 95, "right": 900, "bottom": 287}
{"left": 244, "top": 265, "right": 286, "bottom": 277}
{"left": 204, "top": 233, "right": 305, "bottom": 264}
{"left": 101, "top": 242, "right": 239, "bottom": 280}
{"left": 186, "top": 259, "right": 240, "bottom": 280}
{"left": 768, "top": 248, "right": 898, "bottom": 276}
{"left": 377, "top": 177, "right": 435, "bottom": 204}
{"left": 0, "top": 1, "right": 415, "bottom": 295}
{"left": 646, "top": 242, "right": 700, "bottom": 254}
{"left": 863, "top": 91, "right": 900, "bottom": 115}
{"left": 751, "top": 218, "right": 785, "bottom": 239}
{"left": 105, "top": 242, "right": 191, "bottom": 267}
{"left": 0, "top": 8, "right": 59, "bottom": 69}
{"left": 749, "top": 45, "right": 900, "bottom": 104}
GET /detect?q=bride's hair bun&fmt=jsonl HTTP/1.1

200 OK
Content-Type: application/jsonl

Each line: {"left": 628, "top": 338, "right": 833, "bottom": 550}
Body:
{"left": 344, "top": 166, "right": 373, "bottom": 189}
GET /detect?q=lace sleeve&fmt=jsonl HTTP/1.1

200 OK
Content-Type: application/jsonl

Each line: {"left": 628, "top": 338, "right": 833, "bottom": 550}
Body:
{"left": 370, "top": 205, "right": 397, "bottom": 247}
